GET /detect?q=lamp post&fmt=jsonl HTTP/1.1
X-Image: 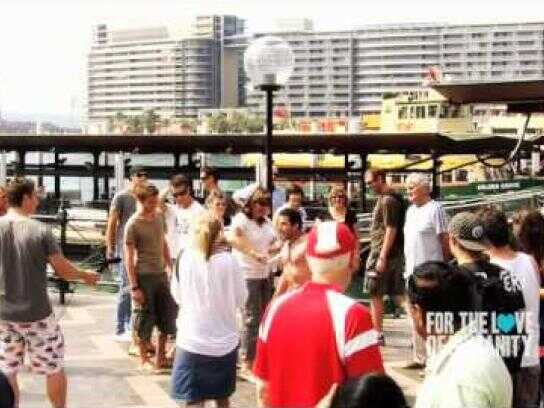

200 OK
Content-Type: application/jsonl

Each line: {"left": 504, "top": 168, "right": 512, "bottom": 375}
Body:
{"left": 244, "top": 36, "right": 293, "bottom": 191}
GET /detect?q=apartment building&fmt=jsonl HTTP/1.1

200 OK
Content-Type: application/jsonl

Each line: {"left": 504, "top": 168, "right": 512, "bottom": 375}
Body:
{"left": 86, "top": 15, "right": 244, "bottom": 131}
{"left": 246, "top": 22, "right": 544, "bottom": 117}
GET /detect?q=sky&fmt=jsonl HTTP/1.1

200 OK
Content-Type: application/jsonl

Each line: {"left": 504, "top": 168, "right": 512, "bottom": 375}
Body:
{"left": 0, "top": 0, "right": 542, "bottom": 125}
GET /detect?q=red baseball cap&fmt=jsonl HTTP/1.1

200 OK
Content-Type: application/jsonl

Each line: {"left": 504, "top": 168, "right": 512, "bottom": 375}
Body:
{"left": 307, "top": 221, "right": 356, "bottom": 259}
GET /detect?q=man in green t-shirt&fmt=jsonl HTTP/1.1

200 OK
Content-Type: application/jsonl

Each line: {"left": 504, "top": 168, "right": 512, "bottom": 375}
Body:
{"left": 124, "top": 183, "right": 176, "bottom": 372}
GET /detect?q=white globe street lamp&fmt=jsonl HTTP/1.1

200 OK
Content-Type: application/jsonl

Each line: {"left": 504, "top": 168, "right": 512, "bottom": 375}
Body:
{"left": 244, "top": 36, "right": 294, "bottom": 190}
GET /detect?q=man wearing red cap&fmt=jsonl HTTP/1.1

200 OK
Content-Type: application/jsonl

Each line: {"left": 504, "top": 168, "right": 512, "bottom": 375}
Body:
{"left": 253, "top": 221, "right": 384, "bottom": 408}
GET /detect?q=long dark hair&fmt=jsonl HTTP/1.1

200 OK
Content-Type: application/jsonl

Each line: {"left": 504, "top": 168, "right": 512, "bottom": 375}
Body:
{"left": 242, "top": 187, "right": 271, "bottom": 220}
{"left": 516, "top": 209, "right": 544, "bottom": 271}
{"left": 330, "top": 374, "right": 408, "bottom": 408}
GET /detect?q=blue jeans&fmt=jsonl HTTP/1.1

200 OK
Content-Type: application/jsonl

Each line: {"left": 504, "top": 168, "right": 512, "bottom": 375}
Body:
{"left": 116, "top": 249, "right": 132, "bottom": 335}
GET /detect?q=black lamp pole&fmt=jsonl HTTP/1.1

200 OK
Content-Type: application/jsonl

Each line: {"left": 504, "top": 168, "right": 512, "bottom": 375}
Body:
{"left": 259, "top": 84, "right": 281, "bottom": 192}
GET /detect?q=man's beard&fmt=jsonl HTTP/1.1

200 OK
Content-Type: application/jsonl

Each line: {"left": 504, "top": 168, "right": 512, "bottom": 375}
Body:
{"left": 256, "top": 216, "right": 265, "bottom": 225}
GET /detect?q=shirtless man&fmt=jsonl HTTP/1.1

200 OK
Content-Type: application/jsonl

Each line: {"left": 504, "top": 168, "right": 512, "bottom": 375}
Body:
{"left": 274, "top": 207, "right": 310, "bottom": 297}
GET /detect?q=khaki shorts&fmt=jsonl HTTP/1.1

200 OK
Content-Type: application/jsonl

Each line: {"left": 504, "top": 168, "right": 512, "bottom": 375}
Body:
{"left": 0, "top": 314, "right": 64, "bottom": 375}
{"left": 364, "top": 254, "right": 405, "bottom": 297}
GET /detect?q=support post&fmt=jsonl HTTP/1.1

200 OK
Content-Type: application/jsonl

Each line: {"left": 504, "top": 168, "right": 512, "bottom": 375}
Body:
{"left": 360, "top": 153, "right": 368, "bottom": 213}
{"left": 431, "top": 154, "right": 441, "bottom": 199}
{"left": 16, "top": 150, "right": 26, "bottom": 177}
{"left": 344, "top": 153, "right": 349, "bottom": 196}
{"left": 265, "top": 87, "right": 274, "bottom": 191}
{"left": 54, "top": 153, "right": 61, "bottom": 199}
{"left": 92, "top": 151, "right": 100, "bottom": 201}
{"left": 104, "top": 153, "right": 110, "bottom": 199}
{"left": 37, "top": 151, "right": 44, "bottom": 187}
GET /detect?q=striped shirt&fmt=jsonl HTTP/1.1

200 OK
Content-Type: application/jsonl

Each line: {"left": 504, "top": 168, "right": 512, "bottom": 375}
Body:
{"left": 253, "top": 282, "right": 384, "bottom": 408}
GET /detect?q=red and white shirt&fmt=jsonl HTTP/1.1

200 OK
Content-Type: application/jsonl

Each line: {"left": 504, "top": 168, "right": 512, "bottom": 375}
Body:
{"left": 253, "top": 282, "right": 384, "bottom": 408}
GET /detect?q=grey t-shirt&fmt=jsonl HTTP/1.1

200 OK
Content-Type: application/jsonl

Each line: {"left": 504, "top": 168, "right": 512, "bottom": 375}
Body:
{"left": 124, "top": 214, "right": 165, "bottom": 276}
{"left": 0, "top": 217, "right": 60, "bottom": 322}
{"left": 111, "top": 189, "right": 136, "bottom": 252}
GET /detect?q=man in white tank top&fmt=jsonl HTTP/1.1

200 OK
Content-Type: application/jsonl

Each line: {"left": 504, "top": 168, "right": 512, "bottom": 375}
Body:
{"left": 481, "top": 207, "right": 540, "bottom": 408}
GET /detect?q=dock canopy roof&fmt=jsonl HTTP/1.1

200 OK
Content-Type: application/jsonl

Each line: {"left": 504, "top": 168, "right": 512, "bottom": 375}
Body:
{"left": 432, "top": 79, "right": 544, "bottom": 113}
{"left": 0, "top": 133, "right": 531, "bottom": 156}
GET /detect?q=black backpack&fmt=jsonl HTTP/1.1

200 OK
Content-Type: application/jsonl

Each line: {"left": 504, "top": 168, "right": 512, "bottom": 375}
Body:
{"left": 455, "top": 260, "right": 525, "bottom": 374}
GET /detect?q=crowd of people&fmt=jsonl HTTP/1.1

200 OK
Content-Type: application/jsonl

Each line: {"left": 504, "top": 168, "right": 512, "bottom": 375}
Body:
{"left": 1, "top": 167, "right": 544, "bottom": 408}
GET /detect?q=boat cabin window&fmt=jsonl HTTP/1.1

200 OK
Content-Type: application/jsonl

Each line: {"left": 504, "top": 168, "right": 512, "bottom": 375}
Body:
{"left": 398, "top": 106, "right": 407, "bottom": 119}
{"left": 439, "top": 105, "right": 448, "bottom": 118}
{"left": 456, "top": 169, "right": 468, "bottom": 182}
{"left": 428, "top": 105, "right": 438, "bottom": 118}
{"left": 442, "top": 172, "right": 453, "bottom": 183}
{"left": 416, "top": 106, "right": 426, "bottom": 119}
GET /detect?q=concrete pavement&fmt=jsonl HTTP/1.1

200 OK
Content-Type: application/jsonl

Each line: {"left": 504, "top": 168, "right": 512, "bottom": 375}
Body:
{"left": 17, "top": 290, "right": 421, "bottom": 407}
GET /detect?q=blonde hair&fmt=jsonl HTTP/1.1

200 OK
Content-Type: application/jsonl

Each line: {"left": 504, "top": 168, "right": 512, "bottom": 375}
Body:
{"left": 192, "top": 214, "right": 223, "bottom": 260}
{"left": 205, "top": 189, "right": 227, "bottom": 209}
{"left": 328, "top": 185, "right": 347, "bottom": 206}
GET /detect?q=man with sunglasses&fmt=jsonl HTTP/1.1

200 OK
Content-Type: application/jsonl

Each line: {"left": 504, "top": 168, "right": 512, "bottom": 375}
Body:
{"left": 162, "top": 174, "right": 204, "bottom": 264}
{"left": 106, "top": 166, "right": 148, "bottom": 342}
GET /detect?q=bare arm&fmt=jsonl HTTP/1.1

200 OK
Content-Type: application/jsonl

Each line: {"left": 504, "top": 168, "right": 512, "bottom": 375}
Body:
{"left": 163, "top": 239, "right": 172, "bottom": 274}
{"left": 48, "top": 254, "right": 98, "bottom": 285}
{"left": 105, "top": 209, "right": 120, "bottom": 256}
{"left": 439, "top": 232, "right": 451, "bottom": 261}
{"left": 124, "top": 242, "right": 138, "bottom": 288}
{"left": 256, "top": 380, "right": 269, "bottom": 408}
{"left": 229, "top": 227, "right": 266, "bottom": 262}
{"left": 380, "top": 226, "right": 397, "bottom": 261}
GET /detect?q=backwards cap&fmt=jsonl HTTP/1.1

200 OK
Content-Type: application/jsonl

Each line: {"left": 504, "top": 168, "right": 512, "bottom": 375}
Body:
{"left": 307, "top": 221, "right": 356, "bottom": 259}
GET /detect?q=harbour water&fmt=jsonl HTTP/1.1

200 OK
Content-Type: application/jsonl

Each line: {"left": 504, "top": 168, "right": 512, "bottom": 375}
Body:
{"left": 16, "top": 152, "right": 249, "bottom": 203}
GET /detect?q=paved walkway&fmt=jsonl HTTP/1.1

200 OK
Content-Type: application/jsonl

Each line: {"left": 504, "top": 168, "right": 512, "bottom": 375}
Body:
{"left": 18, "top": 290, "right": 421, "bottom": 407}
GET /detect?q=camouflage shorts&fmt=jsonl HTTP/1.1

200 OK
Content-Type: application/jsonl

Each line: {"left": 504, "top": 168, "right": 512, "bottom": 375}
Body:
{"left": 0, "top": 314, "right": 64, "bottom": 375}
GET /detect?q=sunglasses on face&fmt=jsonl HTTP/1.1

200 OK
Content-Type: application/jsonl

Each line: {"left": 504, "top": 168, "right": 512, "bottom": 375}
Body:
{"left": 135, "top": 172, "right": 147, "bottom": 178}
{"left": 173, "top": 190, "right": 189, "bottom": 197}
{"left": 254, "top": 199, "right": 270, "bottom": 206}
{"left": 331, "top": 195, "right": 346, "bottom": 199}
{"left": 214, "top": 201, "right": 227, "bottom": 207}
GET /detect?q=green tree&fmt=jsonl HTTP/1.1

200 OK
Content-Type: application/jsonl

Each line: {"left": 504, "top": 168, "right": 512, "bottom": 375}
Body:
{"left": 143, "top": 109, "right": 160, "bottom": 134}
{"left": 127, "top": 116, "right": 143, "bottom": 134}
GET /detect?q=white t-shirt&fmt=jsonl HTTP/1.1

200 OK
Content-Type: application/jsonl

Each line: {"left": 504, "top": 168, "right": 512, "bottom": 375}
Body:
{"left": 491, "top": 252, "right": 540, "bottom": 368}
{"left": 403, "top": 200, "right": 448, "bottom": 278}
{"left": 166, "top": 201, "right": 205, "bottom": 260}
{"left": 231, "top": 212, "right": 276, "bottom": 279}
{"left": 171, "top": 249, "right": 247, "bottom": 356}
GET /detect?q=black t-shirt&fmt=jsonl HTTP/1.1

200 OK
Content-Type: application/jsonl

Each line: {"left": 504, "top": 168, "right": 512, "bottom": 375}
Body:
{"left": 454, "top": 259, "right": 525, "bottom": 374}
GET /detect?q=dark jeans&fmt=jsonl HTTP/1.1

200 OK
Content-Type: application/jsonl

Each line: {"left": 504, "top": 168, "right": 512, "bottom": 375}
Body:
{"left": 513, "top": 365, "right": 540, "bottom": 408}
{"left": 116, "top": 249, "right": 132, "bottom": 335}
{"left": 242, "top": 278, "right": 273, "bottom": 363}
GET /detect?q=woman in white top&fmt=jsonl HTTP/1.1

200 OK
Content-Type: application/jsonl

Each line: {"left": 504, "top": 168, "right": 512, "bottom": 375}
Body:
{"left": 170, "top": 215, "right": 247, "bottom": 408}
{"left": 230, "top": 187, "right": 277, "bottom": 375}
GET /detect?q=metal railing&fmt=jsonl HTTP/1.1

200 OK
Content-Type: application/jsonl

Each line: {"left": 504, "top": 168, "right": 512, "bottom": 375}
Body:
{"left": 34, "top": 208, "right": 107, "bottom": 304}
